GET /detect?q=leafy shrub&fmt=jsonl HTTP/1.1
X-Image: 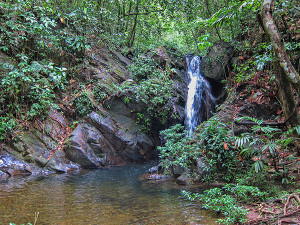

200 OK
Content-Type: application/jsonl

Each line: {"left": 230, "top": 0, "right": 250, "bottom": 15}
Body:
{"left": 65, "top": 35, "right": 90, "bottom": 56}
{"left": 0, "top": 117, "right": 16, "bottom": 141}
{"left": 132, "top": 71, "right": 176, "bottom": 123}
{"left": 93, "top": 84, "right": 109, "bottom": 103}
{"left": 136, "top": 113, "right": 151, "bottom": 133}
{"left": 120, "top": 69, "right": 177, "bottom": 124}
{"left": 222, "top": 183, "right": 267, "bottom": 203}
{"left": 235, "top": 117, "right": 299, "bottom": 184}
{"left": 194, "top": 117, "right": 247, "bottom": 182}
{"left": 0, "top": 54, "right": 67, "bottom": 120}
{"left": 182, "top": 184, "right": 266, "bottom": 224}
{"left": 127, "top": 56, "right": 157, "bottom": 80}
{"left": 158, "top": 124, "right": 199, "bottom": 174}
{"left": 158, "top": 117, "right": 252, "bottom": 181}
{"left": 182, "top": 186, "right": 249, "bottom": 225}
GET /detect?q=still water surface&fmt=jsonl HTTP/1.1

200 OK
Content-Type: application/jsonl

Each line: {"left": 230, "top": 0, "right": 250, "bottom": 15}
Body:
{"left": 0, "top": 163, "right": 218, "bottom": 225}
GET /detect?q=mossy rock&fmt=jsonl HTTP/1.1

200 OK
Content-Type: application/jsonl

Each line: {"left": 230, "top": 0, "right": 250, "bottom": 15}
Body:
{"left": 201, "top": 41, "right": 233, "bottom": 81}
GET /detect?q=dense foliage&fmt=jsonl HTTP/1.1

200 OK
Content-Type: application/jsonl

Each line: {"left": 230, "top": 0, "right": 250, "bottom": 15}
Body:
{"left": 0, "top": 0, "right": 299, "bottom": 223}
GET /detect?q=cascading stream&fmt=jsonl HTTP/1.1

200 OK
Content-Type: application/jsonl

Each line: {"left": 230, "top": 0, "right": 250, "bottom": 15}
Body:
{"left": 185, "top": 55, "right": 215, "bottom": 135}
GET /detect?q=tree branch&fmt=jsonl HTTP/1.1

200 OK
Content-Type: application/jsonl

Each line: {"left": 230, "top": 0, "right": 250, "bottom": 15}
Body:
{"left": 234, "top": 120, "right": 285, "bottom": 127}
{"left": 123, "top": 9, "right": 163, "bottom": 17}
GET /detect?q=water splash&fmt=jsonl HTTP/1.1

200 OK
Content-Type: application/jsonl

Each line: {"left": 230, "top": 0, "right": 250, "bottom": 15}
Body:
{"left": 185, "top": 55, "right": 215, "bottom": 135}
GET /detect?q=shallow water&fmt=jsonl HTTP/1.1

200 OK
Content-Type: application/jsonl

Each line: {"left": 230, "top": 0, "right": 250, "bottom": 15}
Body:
{"left": 0, "top": 163, "right": 219, "bottom": 225}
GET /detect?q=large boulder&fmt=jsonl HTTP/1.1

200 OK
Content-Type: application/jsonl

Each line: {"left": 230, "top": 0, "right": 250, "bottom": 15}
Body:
{"left": 64, "top": 123, "right": 122, "bottom": 167}
{"left": 87, "top": 111, "right": 156, "bottom": 163}
{"left": 200, "top": 41, "right": 233, "bottom": 81}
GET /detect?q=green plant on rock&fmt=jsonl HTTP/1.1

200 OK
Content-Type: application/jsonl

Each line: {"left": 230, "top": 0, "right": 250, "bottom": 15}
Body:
{"left": 72, "top": 92, "right": 95, "bottom": 117}
{"left": 135, "top": 113, "right": 151, "bottom": 133}
{"left": 120, "top": 69, "right": 177, "bottom": 124}
{"left": 0, "top": 117, "right": 16, "bottom": 141}
{"left": 65, "top": 35, "right": 90, "bottom": 56}
{"left": 127, "top": 56, "right": 157, "bottom": 81}
{"left": 93, "top": 84, "right": 109, "bottom": 103}
{"left": 0, "top": 54, "right": 67, "bottom": 121}
{"left": 233, "top": 60, "right": 256, "bottom": 83}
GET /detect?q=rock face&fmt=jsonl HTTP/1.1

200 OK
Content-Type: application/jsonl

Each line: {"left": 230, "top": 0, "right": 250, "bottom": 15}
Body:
{"left": 64, "top": 109, "right": 157, "bottom": 167}
{"left": 0, "top": 110, "right": 81, "bottom": 181}
{"left": 0, "top": 45, "right": 161, "bottom": 181}
{"left": 0, "top": 45, "right": 187, "bottom": 181}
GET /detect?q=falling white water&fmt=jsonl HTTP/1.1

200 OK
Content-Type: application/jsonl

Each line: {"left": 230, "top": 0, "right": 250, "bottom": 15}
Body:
{"left": 185, "top": 56, "right": 215, "bottom": 135}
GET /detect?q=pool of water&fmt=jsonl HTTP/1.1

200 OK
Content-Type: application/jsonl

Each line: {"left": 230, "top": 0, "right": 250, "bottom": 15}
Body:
{"left": 0, "top": 163, "right": 219, "bottom": 225}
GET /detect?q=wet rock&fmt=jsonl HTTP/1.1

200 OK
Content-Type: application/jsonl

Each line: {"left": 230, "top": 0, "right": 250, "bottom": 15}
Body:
{"left": 148, "top": 166, "right": 158, "bottom": 174}
{"left": 86, "top": 45, "right": 130, "bottom": 82}
{"left": 148, "top": 162, "right": 165, "bottom": 174}
{"left": 0, "top": 171, "right": 9, "bottom": 180}
{"left": 11, "top": 130, "right": 78, "bottom": 173}
{"left": 43, "top": 110, "right": 69, "bottom": 138}
{"left": 176, "top": 173, "right": 191, "bottom": 185}
{"left": 196, "top": 157, "right": 209, "bottom": 177}
{"left": 7, "top": 111, "right": 80, "bottom": 174}
{"left": 46, "top": 150, "right": 81, "bottom": 173}
{"left": 64, "top": 122, "right": 124, "bottom": 166}
{"left": 173, "top": 164, "right": 187, "bottom": 177}
{"left": 0, "top": 152, "right": 36, "bottom": 179}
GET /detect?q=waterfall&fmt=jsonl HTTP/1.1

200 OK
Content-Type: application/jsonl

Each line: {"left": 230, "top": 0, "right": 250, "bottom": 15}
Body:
{"left": 185, "top": 55, "right": 215, "bottom": 135}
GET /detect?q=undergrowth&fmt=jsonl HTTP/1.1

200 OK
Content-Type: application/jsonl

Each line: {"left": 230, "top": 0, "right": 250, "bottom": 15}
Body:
{"left": 182, "top": 184, "right": 267, "bottom": 224}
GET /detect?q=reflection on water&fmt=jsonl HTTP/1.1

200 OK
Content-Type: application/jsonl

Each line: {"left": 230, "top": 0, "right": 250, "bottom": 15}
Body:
{"left": 0, "top": 163, "right": 218, "bottom": 225}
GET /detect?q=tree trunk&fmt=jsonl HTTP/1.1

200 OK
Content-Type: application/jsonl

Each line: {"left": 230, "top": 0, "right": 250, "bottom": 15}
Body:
{"left": 274, "top": 61, "right": 300, "bottom": 126}
{"left": 128, "top": 0, "right": 140, "bottom": 48}
{"left": 261, "top": 0, "right": 300, "bottom": 93}
{"left": 261, "top": 0, "right": 300, "bottom": 153}
{"left": 125, "top": 2, "right": 132, "bottom": 33}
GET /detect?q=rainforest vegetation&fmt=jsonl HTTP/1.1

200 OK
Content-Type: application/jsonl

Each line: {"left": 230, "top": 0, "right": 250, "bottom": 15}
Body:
{"left": 0, "top": 0, "right": 299, "bottom": 224}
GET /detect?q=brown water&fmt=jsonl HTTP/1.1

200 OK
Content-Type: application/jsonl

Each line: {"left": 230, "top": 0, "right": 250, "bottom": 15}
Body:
{"left": 0, "top": 163, "right": 219, "bottom": 225}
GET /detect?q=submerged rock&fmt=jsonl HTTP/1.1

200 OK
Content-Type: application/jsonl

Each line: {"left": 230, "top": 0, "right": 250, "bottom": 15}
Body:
{"left": 148, "top": 166, "right": 159, "bottom": 174}
{"left": 139, "top": 173, "right": 168, "bottom": 181}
